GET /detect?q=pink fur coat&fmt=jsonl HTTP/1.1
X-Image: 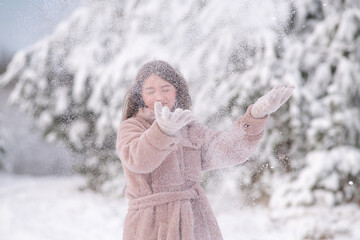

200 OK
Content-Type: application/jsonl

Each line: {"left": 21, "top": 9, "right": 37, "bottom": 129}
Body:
{"left": 116, "top": 105, "right": 268, "bottom": 240}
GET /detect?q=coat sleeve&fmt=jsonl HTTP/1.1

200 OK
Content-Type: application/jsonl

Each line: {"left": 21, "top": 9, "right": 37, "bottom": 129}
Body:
{"left": 201, "top": 105, "right": 269, "bottom": 171}
{"left": 116, "top": 118, "right": 181, "bottom": 174}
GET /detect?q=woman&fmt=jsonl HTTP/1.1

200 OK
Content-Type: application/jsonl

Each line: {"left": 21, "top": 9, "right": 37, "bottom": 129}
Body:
{"left": 116, "top": 60, "right": 294, "bottom": 240}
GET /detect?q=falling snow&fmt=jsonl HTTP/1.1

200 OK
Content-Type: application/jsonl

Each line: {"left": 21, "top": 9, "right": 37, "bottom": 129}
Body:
{"left": 0, "top": 0, "right": 360, "bottom": 238}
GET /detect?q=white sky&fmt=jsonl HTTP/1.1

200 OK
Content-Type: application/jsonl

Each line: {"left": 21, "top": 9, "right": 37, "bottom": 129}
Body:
{"left": 0, "top": 0, "right": 83, "bottom": 54}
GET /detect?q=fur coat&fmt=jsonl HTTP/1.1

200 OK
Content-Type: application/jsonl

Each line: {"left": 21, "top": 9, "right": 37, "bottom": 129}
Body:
{"left": 116, "top": 105, "right": 268, "bottom": 239}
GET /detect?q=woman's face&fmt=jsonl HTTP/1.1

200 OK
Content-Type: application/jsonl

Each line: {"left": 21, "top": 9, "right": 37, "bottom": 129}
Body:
{"left": 141, "top": 74, "right": 177, "bottom": 110}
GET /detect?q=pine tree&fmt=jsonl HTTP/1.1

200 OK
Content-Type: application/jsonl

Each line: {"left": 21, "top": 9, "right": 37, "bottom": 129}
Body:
{"left": 0, "top": 0, "right": 126, "bottom": 192}
{"left": 204, "top": 0, "right": 360, "bottom": 207}
{"left": 266, "top": 0, "right": 360, "bottom": 207}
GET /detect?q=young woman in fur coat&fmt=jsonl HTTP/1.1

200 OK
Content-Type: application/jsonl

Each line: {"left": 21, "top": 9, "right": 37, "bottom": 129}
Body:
{"left": 116, "top": 60, "right": 294, "bottom": 240}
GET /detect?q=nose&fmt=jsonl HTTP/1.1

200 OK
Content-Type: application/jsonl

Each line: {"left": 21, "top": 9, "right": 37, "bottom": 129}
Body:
{"left": 155, "top": 91, "right": 165, "bottom": 102}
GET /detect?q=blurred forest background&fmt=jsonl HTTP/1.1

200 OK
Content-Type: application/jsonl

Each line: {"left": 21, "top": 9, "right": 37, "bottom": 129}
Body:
{"left": 1, "top": 0, "right": 360, "bottom": 206}
{"left": 0, "top": 0, "right": 360, "bottom": 238}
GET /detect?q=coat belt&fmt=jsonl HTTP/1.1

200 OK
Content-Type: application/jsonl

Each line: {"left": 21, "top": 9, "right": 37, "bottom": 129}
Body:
{"left": 128, "top": 184, "right": 202, "bottom": 210}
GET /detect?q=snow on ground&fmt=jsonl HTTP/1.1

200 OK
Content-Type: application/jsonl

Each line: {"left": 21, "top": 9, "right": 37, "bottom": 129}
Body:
{"left": 0, "top": 172, "right": 359, "bottom": 240}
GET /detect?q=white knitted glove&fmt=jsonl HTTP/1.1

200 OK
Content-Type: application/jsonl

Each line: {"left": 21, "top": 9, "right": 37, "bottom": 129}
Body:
{"left": 154, "top": 102, "right": 197, "bottom": 136}
{"left": 251, "top": 85, "right": 295, "bottom": 119}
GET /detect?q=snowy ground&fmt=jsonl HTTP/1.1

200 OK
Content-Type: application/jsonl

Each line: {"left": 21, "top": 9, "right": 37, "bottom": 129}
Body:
{"left": 1, "top": 172, "right": 359, "bottom": 240}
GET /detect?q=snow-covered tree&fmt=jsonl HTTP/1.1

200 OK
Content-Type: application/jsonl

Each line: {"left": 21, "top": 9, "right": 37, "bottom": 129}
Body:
{"left": 267, "top": 0, "right": 360, "bottom": 207}
{"left": 199, "top": 0, "right": 360, "bottom": 207}
{"left": 0, "top": 0, "right": 291, "bottom": 194}
{"left": 0, "top": 0, "right": 359, "bottom": 207}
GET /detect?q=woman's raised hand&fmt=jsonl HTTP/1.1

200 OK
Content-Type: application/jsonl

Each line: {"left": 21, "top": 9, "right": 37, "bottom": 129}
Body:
{"left": 250, "top": 85, "right": 295, "bottom": 119}
{"left": 154, "top": 102, "right": 197, "bottom": 136}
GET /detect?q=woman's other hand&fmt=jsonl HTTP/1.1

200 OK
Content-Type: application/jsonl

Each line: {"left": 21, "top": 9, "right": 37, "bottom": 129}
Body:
{"left": 154, "top": 102, "right": 197, "bottom": 136}
{"left": 251, "top": 85, "right": 295, "bottom": 119}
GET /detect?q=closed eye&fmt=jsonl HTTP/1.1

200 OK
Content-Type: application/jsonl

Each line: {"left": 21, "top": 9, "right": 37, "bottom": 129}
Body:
{"left": 161, "top": 86, "right": 173, "bottom": 92}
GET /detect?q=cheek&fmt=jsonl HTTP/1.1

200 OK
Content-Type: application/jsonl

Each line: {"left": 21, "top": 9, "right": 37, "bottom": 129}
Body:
{"left": 142, "top": 94, "right": 155, "bottom": 109}
{"left": 169, "top": 92, "right": 176, "bottom": 102}
{"left": 166, "top": 91, "right": 177, "bottom": 106}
